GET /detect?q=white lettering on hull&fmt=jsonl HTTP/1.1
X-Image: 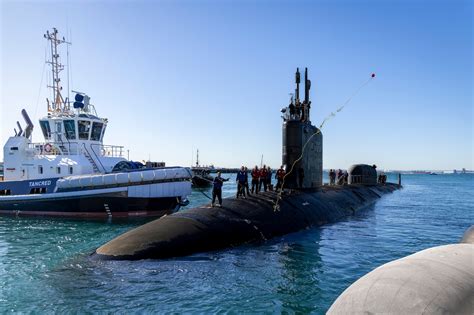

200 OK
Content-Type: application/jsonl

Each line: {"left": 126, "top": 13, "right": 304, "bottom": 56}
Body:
{"left": 29, "top": 180, "right": 52, "bottom": 187}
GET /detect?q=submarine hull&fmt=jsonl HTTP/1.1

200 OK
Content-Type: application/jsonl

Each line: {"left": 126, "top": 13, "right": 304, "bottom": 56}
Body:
{"left": 94, "top": 183, "right": 400, "bottom": 260}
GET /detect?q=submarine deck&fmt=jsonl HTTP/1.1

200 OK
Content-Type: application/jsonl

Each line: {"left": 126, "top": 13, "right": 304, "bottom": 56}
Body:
{"left": 95, "top": 183, "right": 400, "bottom": 260}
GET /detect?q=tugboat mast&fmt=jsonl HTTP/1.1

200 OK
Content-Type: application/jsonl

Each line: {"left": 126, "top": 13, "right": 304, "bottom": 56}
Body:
{"left": 44, "top": 28, "right": 71, "bottom": 113}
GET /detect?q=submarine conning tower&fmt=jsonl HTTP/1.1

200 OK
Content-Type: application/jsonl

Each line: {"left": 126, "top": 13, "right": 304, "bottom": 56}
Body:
{"left": 281, "top": 67, "right": 323, "bottom": 188}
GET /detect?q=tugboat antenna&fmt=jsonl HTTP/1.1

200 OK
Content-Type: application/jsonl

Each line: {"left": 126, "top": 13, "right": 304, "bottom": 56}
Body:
{"left": 44, "top": 28, "right": 71, "bottom": 113}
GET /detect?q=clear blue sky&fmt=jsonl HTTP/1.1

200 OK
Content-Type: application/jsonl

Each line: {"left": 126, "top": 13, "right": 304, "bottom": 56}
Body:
{"left": 1, "top": 0, "right": 472, "bottom": 170}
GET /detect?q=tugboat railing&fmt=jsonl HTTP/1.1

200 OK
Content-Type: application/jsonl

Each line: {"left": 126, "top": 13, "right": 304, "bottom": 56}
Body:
{"left": 28, "top": 142, "right": 80, "bottom": 155}
{"left": 28, "top": 142, "right": 124, "bottom": 157}
{"left": 92, "top": 144, "right": 124, "bottom": 158}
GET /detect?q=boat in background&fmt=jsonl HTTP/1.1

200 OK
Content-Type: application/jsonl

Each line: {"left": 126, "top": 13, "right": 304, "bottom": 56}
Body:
{"left": 191, "top": 149, "right": 213, "bottom": 187}
{"left": 0, "top": 28, "right": 191, "bottom": 218}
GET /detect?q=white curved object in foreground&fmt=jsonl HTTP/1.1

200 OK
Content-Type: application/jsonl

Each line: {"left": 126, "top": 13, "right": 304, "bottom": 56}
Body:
{"left": 328, "top": 243, "right": 474, "bottom": 314}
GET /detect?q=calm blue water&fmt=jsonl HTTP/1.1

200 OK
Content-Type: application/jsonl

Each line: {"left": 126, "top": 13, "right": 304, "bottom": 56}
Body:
{"left": 0, "top": 173, "right": 472, "bottom": 313}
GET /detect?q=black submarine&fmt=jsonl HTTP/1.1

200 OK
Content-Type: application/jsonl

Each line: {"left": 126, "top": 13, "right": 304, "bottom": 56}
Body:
{"left": 94, "top": 68, "right": 401, "bottom": 260}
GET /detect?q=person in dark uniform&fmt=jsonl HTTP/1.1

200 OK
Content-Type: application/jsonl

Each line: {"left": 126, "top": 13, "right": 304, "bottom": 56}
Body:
{"left": 251, "top": 166, "right": 260, "bottom": 194}
{"left": 337, "top": 169, "right": 343, "bottom": 185}
{"left": 329, "top": 169, "right": 336, "bottom": 185}
{"left": 212, "top": 172, "right": 228, "bottom": 207}
{"left": 266, "top": 166, "right": 272, "bottom": 191}
{"left": 259, "top": 165, "right": 268, "bottom": 192}
{"left": 244, "top": 167, "right": 250, "bottom": 196}
{"left": 236, "top": 166, "right": 247, "bottom": 199}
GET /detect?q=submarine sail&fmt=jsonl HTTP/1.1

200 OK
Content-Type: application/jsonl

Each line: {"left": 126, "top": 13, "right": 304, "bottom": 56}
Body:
{"left": 282, "top": 67, "right": 322, "bottom": 188}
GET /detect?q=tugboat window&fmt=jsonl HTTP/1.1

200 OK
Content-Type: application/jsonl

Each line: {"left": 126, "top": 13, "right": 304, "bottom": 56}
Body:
{"left": 90, "top": 122, "right": 103, "bottom": 141}
{"left": 78, "top": 120, "right": 91, "bottom": 140}
{"left": 56, "top": 167, "right": 61, "bottom": 174}
{"left": 100, "top": 124, "right": 107, "bottom": 141}
{"left": 30, "top": 187, "right": 47, "bottom": 194}
{"left": 69, "top": 166, "right": 73, "bottom": 174}
{"left": 55, "top": 121, "right": 62, "bottom": 142}
{"left": 39, "top": 120, "right": 51, "bottom": 139}
{"left": 64, "top": 120, "right": 76, "bottom": 140}
{"left": 39, "top": 165, "right": 43, "bottom": 174}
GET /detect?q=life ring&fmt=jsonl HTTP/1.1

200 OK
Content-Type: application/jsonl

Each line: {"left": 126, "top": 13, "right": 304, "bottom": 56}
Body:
{"left": 44, "top": 143, "right": 53, "bottom": 153}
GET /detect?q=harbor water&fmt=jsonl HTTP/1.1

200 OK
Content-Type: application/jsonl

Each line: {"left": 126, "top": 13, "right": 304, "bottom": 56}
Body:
{"left": 0, "top": 173, "right": 472, "bottom": 313}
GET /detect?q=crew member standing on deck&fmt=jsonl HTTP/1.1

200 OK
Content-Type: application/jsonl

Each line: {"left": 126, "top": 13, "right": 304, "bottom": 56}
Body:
{"left": 244, "top": 167, "right": 250, "bottom": 196}
{"left": 337, "top": 169, "right": 343, "bottom": 185}
{"left": 266, "top": 166, "right": 273, "bottom": 191}
{"left": 251, "top": 166, "right": 260, "bottom": 194}
{"left": 276, "top": 166, "right": 285, "bottom": 190}
{"left": 236, "top": 166, "right": 247, "bottom": 199}
{"left": 212, "top": 172, "right": 229, "bottom": 207}
{"left": 329, "top": 169, "right": 336, "bottom": 185}
{"left": 259, "top": 165, "right": 268, "bottom": 192}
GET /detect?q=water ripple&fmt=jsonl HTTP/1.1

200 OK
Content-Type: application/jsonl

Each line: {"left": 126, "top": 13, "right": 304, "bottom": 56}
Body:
{"left": 0, "top": 174, "right": 472, "bottom": 313}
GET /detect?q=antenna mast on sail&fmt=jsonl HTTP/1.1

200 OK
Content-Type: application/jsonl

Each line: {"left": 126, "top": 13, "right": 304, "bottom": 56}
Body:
{"left": 44, "top": 28, "right": 71, "bottom": 113}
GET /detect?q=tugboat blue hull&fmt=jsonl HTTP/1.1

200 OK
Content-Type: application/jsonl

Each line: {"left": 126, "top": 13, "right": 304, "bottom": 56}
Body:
{"left": 0, "top": 188, "right": 183, "bottom": 218}
{"left": 0, "top": 168, "right": 192, "bottom": 218}
{"left": 0, "top": 177, "right": 59, "bottom": 195}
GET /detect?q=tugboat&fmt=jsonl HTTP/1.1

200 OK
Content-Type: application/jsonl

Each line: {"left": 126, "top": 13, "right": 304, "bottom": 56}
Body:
{"left": 0, "top": 28, "right": 192, "bottom": 218}
{"left": 191, "top": 150, "right": 213, "bottom": 188}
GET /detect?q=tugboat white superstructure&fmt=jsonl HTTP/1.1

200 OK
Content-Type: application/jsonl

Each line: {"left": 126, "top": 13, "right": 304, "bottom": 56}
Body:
{"left": 0, "top": 28, "right": 191, "bottom": 218}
